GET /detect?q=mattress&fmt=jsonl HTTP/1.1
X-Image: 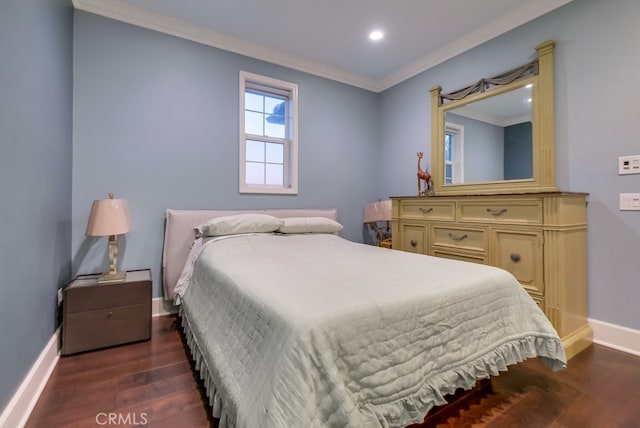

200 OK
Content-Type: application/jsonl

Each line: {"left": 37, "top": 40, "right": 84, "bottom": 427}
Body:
{"left": 176, "top": 233, "right": 566, "bottom": 428}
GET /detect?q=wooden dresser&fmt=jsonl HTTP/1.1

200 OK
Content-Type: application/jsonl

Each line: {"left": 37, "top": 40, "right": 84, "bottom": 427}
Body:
{"left": 391, "top": 192, "right": 591, "bottom": 359}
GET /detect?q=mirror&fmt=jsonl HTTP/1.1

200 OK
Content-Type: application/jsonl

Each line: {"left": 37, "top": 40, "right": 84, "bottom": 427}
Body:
{"left": 430, "top": 40, "right": 557, "bottom": 195}
{"left": 444, "top": 83, "right": 533, "bottom": 184}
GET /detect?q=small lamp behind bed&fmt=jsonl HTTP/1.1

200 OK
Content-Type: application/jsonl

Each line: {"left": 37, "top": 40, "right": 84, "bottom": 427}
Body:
{"left": 86, "top": 193, "right": 131, "bottom": 283}
{"left": 364, "top": 200, "right": 392, "bottom": 248}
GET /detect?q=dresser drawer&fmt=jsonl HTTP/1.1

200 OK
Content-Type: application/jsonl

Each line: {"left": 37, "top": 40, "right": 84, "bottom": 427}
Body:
{"left": 458, "top": 199, "right": 543, "bottom": 225}
{"left": 398, "top": 223, "right": 428, "bottom": 254}
{"left": 432, "top": 226, "right": 486, "bottom": 252}
{"left": 63, "top": 303, "right": 151, "bottom": 355}
{"left": 399, "top": 200, "right": 455, "bottom": 221}
{"left": 492, "top": 229, "right": 544, "bottom": 296}
{"left": 432, "top": 249, "right": 487, "bottom": 264}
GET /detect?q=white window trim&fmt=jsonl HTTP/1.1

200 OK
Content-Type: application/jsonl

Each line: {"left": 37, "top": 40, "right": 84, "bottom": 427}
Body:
{"left": 239, "top": 71, "right": 298, "bottom": 194}
{"left": 445, "top": 122, "right": 464, "bottom": 184}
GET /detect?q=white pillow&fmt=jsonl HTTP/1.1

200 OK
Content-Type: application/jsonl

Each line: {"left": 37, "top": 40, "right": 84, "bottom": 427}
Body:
{"left": 198, "top": 213, "right": 284, "bottom": 237}
{"left": 278, "top": 217, "right": 343, "bottom": 234}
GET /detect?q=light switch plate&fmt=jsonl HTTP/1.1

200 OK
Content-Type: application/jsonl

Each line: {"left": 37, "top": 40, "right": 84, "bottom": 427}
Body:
{"left": 618, "top": 155, "right": 640, "bottom": 175}
{"left": 620, "top": 193, "right": 640, "bottom": 210}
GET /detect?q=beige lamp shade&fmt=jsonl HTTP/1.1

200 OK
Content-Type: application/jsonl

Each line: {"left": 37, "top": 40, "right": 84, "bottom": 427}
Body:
{"left": 85, "top": 195, "right": 131, "bottom": 237}
{"left": 364, "top": 200, "right": 391, "bottom": 223}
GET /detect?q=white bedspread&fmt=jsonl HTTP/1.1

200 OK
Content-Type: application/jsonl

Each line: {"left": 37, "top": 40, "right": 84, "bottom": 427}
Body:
{"left": 177, "top": 233, "right": 565, "bottom": 428}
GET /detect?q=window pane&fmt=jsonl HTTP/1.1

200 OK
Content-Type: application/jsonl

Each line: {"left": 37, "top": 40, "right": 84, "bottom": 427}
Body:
{"left": 245, "top": 91, "right": 264, "bottom": 112}
{"left": 246, "top": 162, "right": 265, "bottom": 185}
{"left": 245, "top": 111, "right": 264, "bottom": 135}
{"left": 265, "top": 164, "right": 283, "bottom": 186}
{"left": 246, "top": 140, "right": 265, "bottom": 162}
{"left": 444, "top": 135, "right": 452, "bottom": 161}
{"left": 265, "top": 99, "right": 285, "bottom": 138}
{"left": 264, "top": 97, "right": 284, "bottom": 116}
{"left": 265, "top": 142, "right": 284, "bottom": 164}
{"left": 265, "top": 119, "right": 285, "bottom": 139}
{"left": 445, "top": 163, "right": 453, "bottom": 184}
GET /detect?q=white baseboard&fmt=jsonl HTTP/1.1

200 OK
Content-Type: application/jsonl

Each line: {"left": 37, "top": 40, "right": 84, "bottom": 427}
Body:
{"left": 0, "top": 328, "right": 60, "bottom": 428}
{"left": 589, "top": 318, "right": 640, "bottom": 357}
{"left": 152, "top": 297, "right": 178, "bottom": 317}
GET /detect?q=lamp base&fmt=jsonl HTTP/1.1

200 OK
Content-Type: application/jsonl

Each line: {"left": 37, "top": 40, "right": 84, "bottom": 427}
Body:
{"left": 97, "top": 270, "right": 127, "bottom": 284}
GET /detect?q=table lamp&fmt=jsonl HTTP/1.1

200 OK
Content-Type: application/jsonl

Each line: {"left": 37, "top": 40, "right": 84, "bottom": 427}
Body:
{"left": 85, "top": 193, "right": 131, "bottom": 283}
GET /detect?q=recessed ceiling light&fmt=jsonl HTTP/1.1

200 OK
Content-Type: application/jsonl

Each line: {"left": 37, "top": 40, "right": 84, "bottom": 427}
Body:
{"left": 369, "top": 30, "right": 384, "bottom": 41}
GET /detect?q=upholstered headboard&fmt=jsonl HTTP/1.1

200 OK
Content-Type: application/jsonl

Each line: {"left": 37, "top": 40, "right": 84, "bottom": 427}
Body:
{"left": 162, "top": 208, "right": 338, "bottom": 300}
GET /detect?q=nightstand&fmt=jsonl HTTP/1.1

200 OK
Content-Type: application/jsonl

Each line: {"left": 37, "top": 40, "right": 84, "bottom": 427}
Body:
{"left": 62, "top": 269, "right": 152, "bottom": 355}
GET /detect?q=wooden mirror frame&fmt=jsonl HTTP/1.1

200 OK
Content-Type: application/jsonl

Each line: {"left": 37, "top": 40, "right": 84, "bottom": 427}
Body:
{"left": 430, "top": 40, "right": 557, "bottom": 195}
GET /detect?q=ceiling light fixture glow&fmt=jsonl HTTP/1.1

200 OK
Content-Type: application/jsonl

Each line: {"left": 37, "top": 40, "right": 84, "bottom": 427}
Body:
{"left": 369, "top": 30, "right": 384, "bottom": 41}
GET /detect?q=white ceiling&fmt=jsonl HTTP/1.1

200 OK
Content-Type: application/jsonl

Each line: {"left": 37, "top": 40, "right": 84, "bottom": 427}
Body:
{"left": 72, "top": 0, "right": 572, "bottom": 92}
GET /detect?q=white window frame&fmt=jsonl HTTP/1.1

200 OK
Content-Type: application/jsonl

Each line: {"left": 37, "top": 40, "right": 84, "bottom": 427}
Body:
{"left": 239, "top": 71, "right": 298, "bottom": 194}
{"left": 445, "top": 122, "right": 464, "bottom": 184}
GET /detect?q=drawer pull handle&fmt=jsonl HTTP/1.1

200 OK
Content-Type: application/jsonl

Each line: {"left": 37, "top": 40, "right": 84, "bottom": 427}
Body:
{"left": 510, "top": 253, "right": 521, "bottom": 262}
{"left": 419, "top": 207, "right": 434, "bottom": 214}
{"left": 448, "top": 232, "right": 468, "bottom": 241}
{"left": 107, "top": 311, "right": 113, "bottom": 318}
{"left": 486, "top": 208, "right": 507, "bottom": 216}
{"left": 410, "top": 240, "right": 418, "bottom": 247}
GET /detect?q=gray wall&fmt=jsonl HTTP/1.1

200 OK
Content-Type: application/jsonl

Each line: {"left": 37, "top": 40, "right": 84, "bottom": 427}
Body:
{"left": 72, "top": 12, "right": 380, "bottom": 297}
{"left": 504, "top": 122, "right": 533, "bottom": 180}
{"left": 0, "top": 0, "right": 73, "bottom": 412}
{"left": 378, "top": 0, "right": 640, "bottom": 330}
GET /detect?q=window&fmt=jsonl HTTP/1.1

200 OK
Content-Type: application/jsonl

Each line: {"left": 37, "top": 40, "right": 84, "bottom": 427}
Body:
{"left": 444, "top": 122, "right": 464, "bottom": 184}
{"left": 239, "top": 71, "right": 298, "bottom": 194}
{"left": 444, "top": 133, "right": 453, "bottom": 184}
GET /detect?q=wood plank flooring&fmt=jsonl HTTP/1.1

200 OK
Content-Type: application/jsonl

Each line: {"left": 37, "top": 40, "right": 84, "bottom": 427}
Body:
{"left": 26, "top": 315, "right": 640, "bottom": 427}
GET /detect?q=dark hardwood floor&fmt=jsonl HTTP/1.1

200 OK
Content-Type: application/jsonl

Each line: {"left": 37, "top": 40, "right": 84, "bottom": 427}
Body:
{"left": 26, "top": 315, "right": 640, "bottom": 427}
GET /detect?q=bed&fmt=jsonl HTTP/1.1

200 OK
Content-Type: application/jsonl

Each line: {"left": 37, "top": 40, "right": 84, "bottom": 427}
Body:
{"left": 162, "top": 208, "right": 566, "bottom": 428}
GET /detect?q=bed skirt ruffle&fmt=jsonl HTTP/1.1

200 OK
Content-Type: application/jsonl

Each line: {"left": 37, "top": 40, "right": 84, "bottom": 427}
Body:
{"left": 179, "top": 301, "right": 565, "bottom": 428}
{"left": 179, "top": 306, "right": 237, "bottom": 428}
{"left": 358, "top": 334, "right": 565, "bottom": 427}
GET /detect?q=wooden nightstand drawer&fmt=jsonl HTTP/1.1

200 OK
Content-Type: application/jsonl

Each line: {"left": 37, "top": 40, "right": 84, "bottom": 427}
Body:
{"left": 65, "top": 280, "right": 150, "bottom": 313}
{"left": 458, "top": 199, "right": 543, "bottom": 225}
{"left": 64, "top": 304, "right": 151, "bottom": 355}
{"left": 62, "top": 269, "right": 152, "bottom": 355}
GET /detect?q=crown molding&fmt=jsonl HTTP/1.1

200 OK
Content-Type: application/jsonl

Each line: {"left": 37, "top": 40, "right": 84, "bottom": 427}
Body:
{"left": 72, "top": 0, "right": 379, "bottom": 92}
{"left": 378, "top": 0, "right": 573, "bottom": 91}
{"left": 72, "top": 0, "right": 572, "bottom": 93}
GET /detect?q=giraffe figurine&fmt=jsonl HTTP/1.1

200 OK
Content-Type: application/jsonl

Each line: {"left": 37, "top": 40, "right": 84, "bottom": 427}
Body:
{"left": 416, "top": 152, "right": 432, "bottom": 196}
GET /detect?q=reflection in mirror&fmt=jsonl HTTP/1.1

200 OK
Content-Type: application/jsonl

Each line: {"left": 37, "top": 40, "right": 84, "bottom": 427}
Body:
{"left": 443, "top": 84, "right": 533, "bottom": 184}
